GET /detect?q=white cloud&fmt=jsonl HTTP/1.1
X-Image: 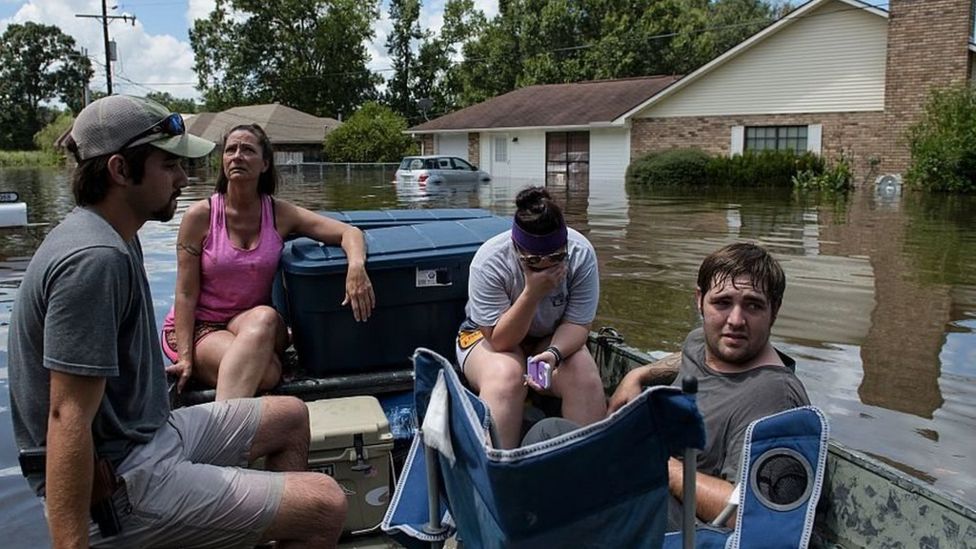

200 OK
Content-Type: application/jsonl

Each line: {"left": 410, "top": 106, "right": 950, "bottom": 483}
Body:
{"left": 187, "top": 0, "right": 215, "bottom": 26}
{"left": 2, "top": 0, "right": 200, "bottom": 100}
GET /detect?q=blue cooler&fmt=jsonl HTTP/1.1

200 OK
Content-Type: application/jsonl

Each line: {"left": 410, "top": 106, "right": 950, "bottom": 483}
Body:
{"left": 276, "top": 216, "right": 511, "bottom": 375}
{"left": 320, "top": 208, "right": 493, "bottom": 229}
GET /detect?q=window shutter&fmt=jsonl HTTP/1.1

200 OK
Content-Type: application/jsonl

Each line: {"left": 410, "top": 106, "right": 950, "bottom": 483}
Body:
{"left": 731, "top": 126, "right": 745, "bottom": 156}
{"left": 807, "top": 124, "right": 823, "bottom": 155}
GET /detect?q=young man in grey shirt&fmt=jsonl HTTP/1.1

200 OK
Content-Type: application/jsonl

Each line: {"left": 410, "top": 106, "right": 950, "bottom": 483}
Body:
{"left": 8, "top": 95, "right": 347, "bottom": 548}
{"left": 608, "top": 242, "right": 809, "bottom": 526}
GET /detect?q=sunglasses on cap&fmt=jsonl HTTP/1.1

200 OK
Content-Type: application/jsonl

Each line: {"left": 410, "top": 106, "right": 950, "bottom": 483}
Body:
{"left": 121, "top": 113, "right": 186, "bottom": 149}
{"left": 518, "top": 250, "right": 568, "bottom": 266}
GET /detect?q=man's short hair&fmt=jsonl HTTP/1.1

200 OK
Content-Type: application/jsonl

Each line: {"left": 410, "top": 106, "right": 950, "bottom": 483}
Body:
{"left": 697, "top": 243, "right": 786, "bottom": 312}
{"left": 70, "top": 145, "right": 155, "bottom": 206}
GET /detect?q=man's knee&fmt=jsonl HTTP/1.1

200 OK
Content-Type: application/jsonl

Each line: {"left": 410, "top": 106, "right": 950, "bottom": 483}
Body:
{"left": 259, "top": 396, "right": 309, "bottom": 442}
{"left": 294, "top": 473, "right": 347, "bottom": 532}
{"left": 265, "top": 394, "right": 307, "bottom": 418}
{"left": 264, "top": 472, "right": 348, "bottom": 543}
{"left": 311, "top": 473, "right": 348, "bottom": 518}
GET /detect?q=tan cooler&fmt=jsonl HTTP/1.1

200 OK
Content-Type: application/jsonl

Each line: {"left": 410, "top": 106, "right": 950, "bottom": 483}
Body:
{"left": 307, "top": 396, "right": 395, "bottom": 534}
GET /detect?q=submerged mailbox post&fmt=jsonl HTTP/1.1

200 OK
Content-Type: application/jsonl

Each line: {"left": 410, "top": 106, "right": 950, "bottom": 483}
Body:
{"left": 275, "top": 216, "right": 512, "bottom": 376}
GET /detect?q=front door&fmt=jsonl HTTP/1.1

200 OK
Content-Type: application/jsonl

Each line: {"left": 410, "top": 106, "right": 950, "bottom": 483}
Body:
{"left": 491, "top": 134, "right": 511, "bottom": 179}
{"left": 546, "top": 131, "right": 589, "bottom": 187}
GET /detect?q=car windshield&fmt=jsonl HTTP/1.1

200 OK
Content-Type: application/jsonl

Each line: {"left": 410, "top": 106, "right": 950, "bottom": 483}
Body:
{"left": 399, "top": 158, "right": 417, "bottom": 169}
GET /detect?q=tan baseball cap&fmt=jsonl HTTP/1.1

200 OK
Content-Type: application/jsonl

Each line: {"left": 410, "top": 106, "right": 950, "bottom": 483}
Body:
{"left": 70, "top": 95, "right": 214, "bottom": 160}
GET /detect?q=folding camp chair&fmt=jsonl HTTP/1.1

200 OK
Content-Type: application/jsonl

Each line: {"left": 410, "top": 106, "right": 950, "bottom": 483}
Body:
{"left": 382, "top": 348, "right": 706, "bottom": 549}
{"left": 663, "top": 406, "right": 829, "bottom": 549}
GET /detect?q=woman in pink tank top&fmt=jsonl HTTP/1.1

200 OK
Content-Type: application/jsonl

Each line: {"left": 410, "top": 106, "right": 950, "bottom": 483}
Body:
{"left": 162, "top": 124, "right": 376, "bottom": 399}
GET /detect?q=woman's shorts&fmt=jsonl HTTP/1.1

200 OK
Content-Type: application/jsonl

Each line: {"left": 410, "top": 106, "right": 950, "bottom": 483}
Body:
{"left": 161, "top": 321, "right": 227, "bottom": 363}
{"left": 455, "top": 318, "right": 485, "bottom": 371}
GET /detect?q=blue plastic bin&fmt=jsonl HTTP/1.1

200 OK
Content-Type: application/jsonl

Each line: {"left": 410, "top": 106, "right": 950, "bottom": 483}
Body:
{"left": 319, "top": 208, "right": 493, "bottom": 229}
{"left": 275, "top": 216, "right": 511, "bottom": 375}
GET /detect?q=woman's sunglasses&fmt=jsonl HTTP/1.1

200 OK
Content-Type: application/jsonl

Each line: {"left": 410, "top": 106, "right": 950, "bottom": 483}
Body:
{"left": 121, "top": 113, "right": 186, "bottom": 149}
{"left": 518, "top": 251, "right": 568, "bottom": 266}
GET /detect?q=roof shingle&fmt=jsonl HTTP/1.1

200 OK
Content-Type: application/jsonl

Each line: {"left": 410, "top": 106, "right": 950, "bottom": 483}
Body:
{"left": 410, "top": 75, "right": 680, "bottom": 132}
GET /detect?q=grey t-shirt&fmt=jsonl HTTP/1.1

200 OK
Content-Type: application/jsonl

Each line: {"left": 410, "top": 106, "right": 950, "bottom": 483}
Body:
{"left": 676, "top": 327, "right": 810, "bottom": 483}
{"left": 465, "top": 228, "right": 599, "bottom": 336}
{"left": 8, "top": 207, "right": 169, "bottom": 494}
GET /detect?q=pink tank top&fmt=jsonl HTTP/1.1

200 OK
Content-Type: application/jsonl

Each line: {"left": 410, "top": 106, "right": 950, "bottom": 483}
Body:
{"left": 163, "top": 193, "right": 284, "bottom": 329}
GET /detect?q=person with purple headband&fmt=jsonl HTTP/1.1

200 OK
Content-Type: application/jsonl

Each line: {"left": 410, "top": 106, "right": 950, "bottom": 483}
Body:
{"left": 455, "top": 186, "right": 606, "bottom": 448}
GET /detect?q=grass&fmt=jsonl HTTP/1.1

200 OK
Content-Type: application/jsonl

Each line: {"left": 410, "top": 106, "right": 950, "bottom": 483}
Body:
{"left": 0, "top": 150, "right": 62, "bottom": 167}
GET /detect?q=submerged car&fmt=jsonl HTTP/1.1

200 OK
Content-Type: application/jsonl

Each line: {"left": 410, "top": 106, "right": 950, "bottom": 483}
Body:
{"left": 395, "top": 155, "right": 491, "bottom": 185}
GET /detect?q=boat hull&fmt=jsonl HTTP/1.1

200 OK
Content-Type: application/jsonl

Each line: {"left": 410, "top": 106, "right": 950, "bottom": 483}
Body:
{"left": 182, "top": 332, "right": 976, "bottom": 548}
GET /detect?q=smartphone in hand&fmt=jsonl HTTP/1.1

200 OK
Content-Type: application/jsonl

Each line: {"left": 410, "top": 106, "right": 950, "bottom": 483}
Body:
{"left": 526, "top": 358, "right": 552, "bottom": 390}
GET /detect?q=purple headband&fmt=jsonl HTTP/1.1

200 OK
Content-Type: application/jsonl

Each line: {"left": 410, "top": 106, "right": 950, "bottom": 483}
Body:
{"left": 511, "top": 220, "right": 568, "bottom": 255}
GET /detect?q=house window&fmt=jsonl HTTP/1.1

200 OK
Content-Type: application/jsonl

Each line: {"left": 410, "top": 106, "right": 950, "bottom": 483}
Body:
{"left": 745, "top": 126, "right": 808, "bottom": 153}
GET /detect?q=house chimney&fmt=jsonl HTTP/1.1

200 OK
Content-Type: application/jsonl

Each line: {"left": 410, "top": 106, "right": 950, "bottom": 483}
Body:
{"left": 884, "top": 0, "right": 975, "bottom": 173}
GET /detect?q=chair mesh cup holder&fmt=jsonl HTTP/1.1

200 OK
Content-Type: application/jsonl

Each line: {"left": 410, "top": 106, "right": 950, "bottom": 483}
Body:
{"left": 749, "top": 447, "right": 813, "bottom": 512}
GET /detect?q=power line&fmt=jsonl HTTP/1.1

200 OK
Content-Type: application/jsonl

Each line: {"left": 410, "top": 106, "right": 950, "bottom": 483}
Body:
{"left": 75, "top": 0, "right": 136, "bottom": 95}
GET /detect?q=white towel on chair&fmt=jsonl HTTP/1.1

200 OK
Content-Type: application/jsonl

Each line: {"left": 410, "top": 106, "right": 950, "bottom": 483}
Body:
{"left": 422, "top": 371, "right": 456, "bottom": 465}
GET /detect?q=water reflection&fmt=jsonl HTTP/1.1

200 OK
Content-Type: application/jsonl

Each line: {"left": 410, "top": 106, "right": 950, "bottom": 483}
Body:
{"left": 0, "top": 167, "right": 974, "bottom": 544}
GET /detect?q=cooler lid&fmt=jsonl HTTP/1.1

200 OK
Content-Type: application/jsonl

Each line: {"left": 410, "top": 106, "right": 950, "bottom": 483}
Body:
{"left": 281, "top": 216, "right": 511, "bottom": 275}
{"left": 307, "top": 396, "right": 393, "bottom": 449}
{"left": 321, "top": 208, "right": 493, "bottom": 229}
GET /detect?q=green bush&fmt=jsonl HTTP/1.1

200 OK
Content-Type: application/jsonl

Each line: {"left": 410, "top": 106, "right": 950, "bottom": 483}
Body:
{"left": 906, "top": 85, "right": 976, "bottom": 193}
{"left": 707, "top": 150, "right": 823, "bottom": 187}
{"left": 626, "top": 148, "right": 711, "bottom": 186}
{"left": 792, "top": 151, "right": 853, "bottom": 192}
{"left": 627, "top": 148, "right": 824, "bottom": 187}
{"left": 324, "top": 102, "right": 419, "bottom": 163}
{"left": 0, "top": 150, "right": 59, "bottom": 167}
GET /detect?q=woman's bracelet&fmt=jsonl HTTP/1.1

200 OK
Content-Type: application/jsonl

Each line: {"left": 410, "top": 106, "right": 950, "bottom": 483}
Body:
{"left": 545, "top": 345, "right": 564, "bottom": 368}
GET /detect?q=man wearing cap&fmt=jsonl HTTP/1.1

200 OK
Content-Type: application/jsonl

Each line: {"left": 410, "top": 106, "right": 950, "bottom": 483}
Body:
{"left": 7, "top": 95, "right": 347, "bottom": 548}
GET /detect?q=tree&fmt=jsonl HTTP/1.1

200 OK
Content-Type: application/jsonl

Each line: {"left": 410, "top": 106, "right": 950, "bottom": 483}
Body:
{"left": 190, "top": 0, "right": 381, "bottom": 119}
{"left": 0, "top": 22, "right": 92, "bottom": 150}
{"left": 385, "top": 0, "right": 425, "bottom": 121}
{"left": 412, "top": 0, "right": 486, "bottom": 119}
{"left": 145, "top": 92, "right": 199, "bottom": 114}
{"left": 324, "top": 102, "right": 417, "bottom": 162}
{"left": 906, "top": 85, "right": 976, "bottom": 193}
{"left": 452, "top": 0, "right": 779, "bottom": 107}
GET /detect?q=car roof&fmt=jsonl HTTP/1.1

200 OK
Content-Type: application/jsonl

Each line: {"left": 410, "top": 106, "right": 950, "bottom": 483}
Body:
{"left": 402, "top": 155, "right": 460, "bottom": 160}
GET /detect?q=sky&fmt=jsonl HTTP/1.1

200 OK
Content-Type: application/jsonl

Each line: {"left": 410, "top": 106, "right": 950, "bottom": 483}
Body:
{"left": 0, "top": 0, "right": 870, "bottom": 103}
{"left": 0, "top": 0, "right": 501, "bottom": 101}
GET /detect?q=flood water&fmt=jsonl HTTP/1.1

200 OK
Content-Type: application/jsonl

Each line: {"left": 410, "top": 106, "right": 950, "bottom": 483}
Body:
{"left": 1, "top": 165, "right": 974, "bottom": 543}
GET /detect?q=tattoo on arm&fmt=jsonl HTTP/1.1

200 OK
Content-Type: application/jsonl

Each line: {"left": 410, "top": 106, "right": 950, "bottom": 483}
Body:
{"left": 178, "top": 242, "right": 202, "bottom": 256}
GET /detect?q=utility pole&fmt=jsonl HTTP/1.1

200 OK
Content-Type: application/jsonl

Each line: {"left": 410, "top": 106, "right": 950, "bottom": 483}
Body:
{"left": 76, "top": 1, "right": 136, "bottom": 95}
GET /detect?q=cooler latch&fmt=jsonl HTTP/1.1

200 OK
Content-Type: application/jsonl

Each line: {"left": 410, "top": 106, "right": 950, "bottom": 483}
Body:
{"left": 351, "top": 434, "right": 370, "bottom": 472}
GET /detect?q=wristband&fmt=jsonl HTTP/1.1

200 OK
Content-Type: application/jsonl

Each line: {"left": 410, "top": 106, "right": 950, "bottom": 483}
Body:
{"left": 545, "top": 345, "right": 563, "bottom": 368}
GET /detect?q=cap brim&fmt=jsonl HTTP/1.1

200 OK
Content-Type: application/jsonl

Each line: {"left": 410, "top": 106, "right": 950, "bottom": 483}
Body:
{"left": 150, "top": 133, "right": 215, "bottom": 159}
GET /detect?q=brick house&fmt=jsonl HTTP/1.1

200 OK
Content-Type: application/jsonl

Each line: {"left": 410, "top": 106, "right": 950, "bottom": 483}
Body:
{"left": 409, "top": 0, "right": 976, "bottom": 183}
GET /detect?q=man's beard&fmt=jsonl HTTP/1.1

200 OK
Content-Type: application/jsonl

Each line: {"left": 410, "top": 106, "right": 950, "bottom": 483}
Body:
{"left": 149, "top": 196, "right": 178, "bottom": 222}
